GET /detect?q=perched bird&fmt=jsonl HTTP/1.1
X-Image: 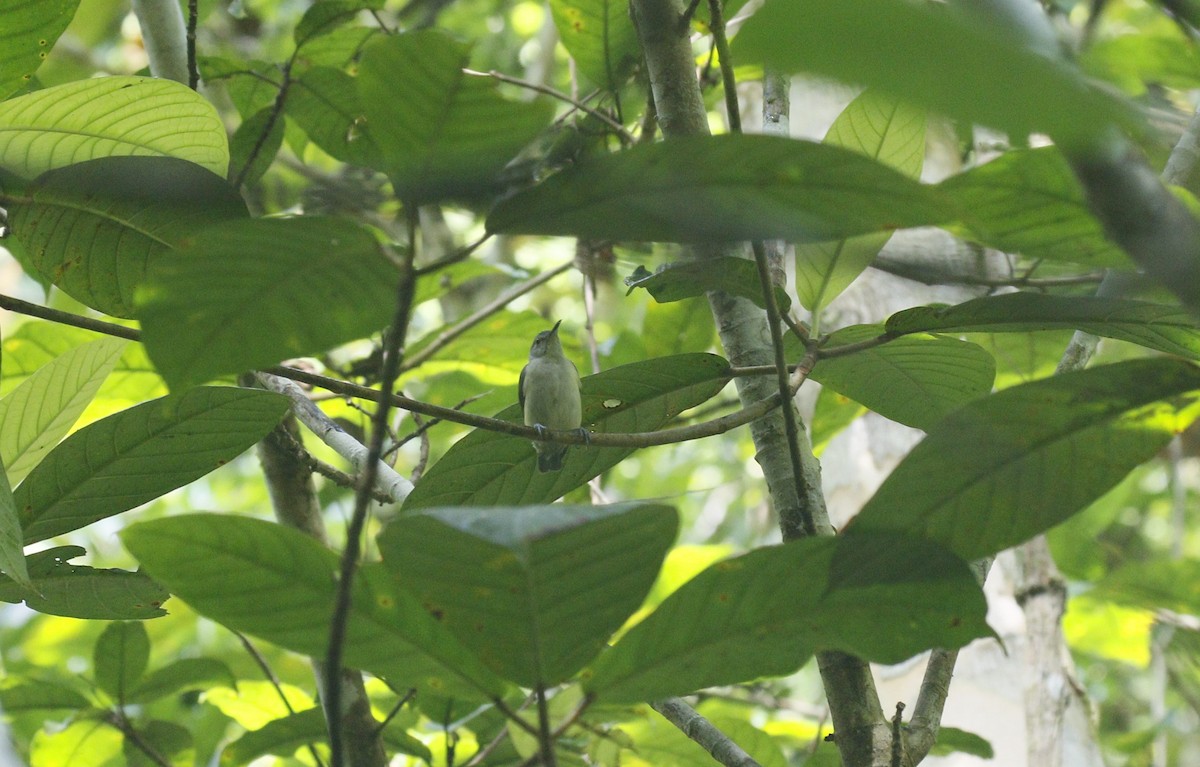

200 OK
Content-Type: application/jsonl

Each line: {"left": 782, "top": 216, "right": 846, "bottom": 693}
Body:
{"left": 519, "top": 320, "right": 583, "bottom": 472}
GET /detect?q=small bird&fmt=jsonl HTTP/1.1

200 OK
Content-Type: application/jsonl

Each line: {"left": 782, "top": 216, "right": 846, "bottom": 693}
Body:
{"left": 519, "top": 320, "right": 583, "bottom": 472}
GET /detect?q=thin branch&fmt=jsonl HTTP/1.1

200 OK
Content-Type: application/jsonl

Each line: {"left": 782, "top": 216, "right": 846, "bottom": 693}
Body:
{"left": 325, "top": 216, "right": 418, "bottom": 767}
{"left": 889, "top": 703, "right": 905, "bottom": 767}
{"left": 104, "top": 711, "right": 173, "bottom": 767}
{"left": 651, "top": 698, "right": 762, "bottom": 767}
{"left": 534, "top": 686, "right": 558, "bottom": 767}
{"left": 707, "top": 0, "right": 740, "bottom": 134}
{"left": 187, "top": 0, "right": 198, "bottom": 89}
{"left": 231, "top": 58, "right": 292, "bottom": 189}
{"left": 463, "top": 69, "right": 634, "bottom": 144}
{"left": 413, "top": 232, "right": 490, "bottom": 276}
{"left": 400, "top": 260, "right": 573, "bottom": 372}
{"left": 236, "top": 631, "right": 328, "bottom": 767}
{"left": 0, "top": 294, "right": 140, "bottom": 340}
{"left": 255, "top": 372, "right": 414, "bottom": 502}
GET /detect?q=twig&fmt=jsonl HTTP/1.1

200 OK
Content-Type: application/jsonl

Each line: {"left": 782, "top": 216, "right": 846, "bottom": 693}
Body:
{"left": 187, "top": 0, "right": 198, "bottom": 90}
{"left": 534, "top": 686, "right": 558, "bottom": 767}
{"left": 413, "top": 232, "right": 490, "bottom": 276}
{"left": 463, "top": 69, "right": 633, "bottom": 144}
{"left": 255, "top": 372, "right": 414, "bottom": 502}
{"left": 236, "top": 631, "right": 328, "bottom": 767}
{"left": 890, "top": 702, "right": 905, "bottom": 767}
{"left": 707, "top": 0, "right": 740, "bottom": 134}
{"left": 325, "top": 213, "right": 419, "bottom": 767}
{"left": 400, "top": 260, "right": 573, "bottom": 372}
{"left": 651, "top": 698, "right": 762, "bottom": 767}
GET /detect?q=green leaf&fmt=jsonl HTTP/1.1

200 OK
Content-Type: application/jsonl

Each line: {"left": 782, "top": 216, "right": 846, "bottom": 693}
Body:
{"left": 0, "top": 337, "right": 126, "bottom": 485}
{"left": 94, "top": 621, "right": 150, "bottom": 702}
{"left": 886, "top": 294, "right": 1200, "bottom": 360}
{"left": 379, "top": 504, "right": 677, "bottom": 687}
{"left": 0, "top": 680, "right": 89, "bottom": 711}
{"left": 487, "top": 134, "right": 949, "bottom": 243}
{"left": 549, "top": 0, "right": 640, "bottom": 91}
{"left": 0, "top": 546, "right": 168, "bottom": 619}
{"left": 16, "top": 387, "right": 289, "bottom": 543}
{"left": 584, "top": 533, "right": 988, "bottom": 703}
{"left": 734, "top": 0, "right": 1138, "bottom": 146}
{"left": 0, "top": 76, "right": 230, "bottom": 179}
{"left": 850, "top": 358, "right": 1200, "bottom": 561}
{"left": 808, "top": 326, "right": 995, "bottom": 430}
{"left": 121, "top": 514, "right": 509, "bottom": 699}
{"left": 357, "top": 30, "right": 554, "bottom": 202}
{"left": 797, "top": 90, "right": 926, "bottom": 313}
{"left": 127, "top": 658, "right": 238, "bottom": 705}
{"left": 30, "top": 719, "right": 123, "bottom": 767}
{"left": 4, "top": 156, "right": 248, "bottom": 317}
{"left": 219, "top": 708, "right": 329, "bottom": 765}
{"left": 402, "top": 353, "right": 731, "bottom": 510}
{"left": 0, "top": 0, "right": 79, "bottom": 98}
{"left": 294, "top": 0, "right": 377, "bottom": 49}
{"left": 135, "top": 217, "right": 399, "bottom": 391}
{"left": 287, "top": 66, "right": 380, "bottom": 165}
{"left": 931, "top": 727, "right": 994, "bottom": 759}
{"left": 228, "top": 107, "right": 284, "bottom": 187}
{"left": 0, "top": 467, "right": 29, "bottom": 590}
{"left": 810, "top": 386, "right": 866, "bottom": 455}
{"left": 624, "top": 259, "right": 791, "bottom": 313}
{"left": 938, "top": 147, "right": 1127, "bottom": 267}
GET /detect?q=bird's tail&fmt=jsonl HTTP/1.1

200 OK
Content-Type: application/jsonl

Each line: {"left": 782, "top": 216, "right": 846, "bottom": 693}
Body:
{"left": 537, "top": 445, "right": 568, "bottom": 473}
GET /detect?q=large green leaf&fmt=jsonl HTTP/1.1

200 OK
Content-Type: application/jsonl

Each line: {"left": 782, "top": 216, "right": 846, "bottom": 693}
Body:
{"left": 0, "top": 76, "right": 229, "bottom": 179}
{"left": 94, "top": 621, "right": 150, "bottom": 702}
{"left": 850, "top": 359, "right": 1200, "bottom": 561}
{"left": 16, "top": 387, "right": 289, "bottom": 543}
{"left": 584, "top": 533, "right": 989, "bottom": 703}
{"left": 734, "top": 0, "right": 1138, "bottom": 146}
{"left": 886, "top": 294, "right": 1200, "bottom": 360}
{"left": 0, "top": 0, "right": 79, "bottom": 98}
{"left": 357, "top": 30, "right": 554, "bottom": 202}
{"left": 486, "top": 134, "right": 949, "bottom": 243}
{"left": 402, "top": 354, "right": 731, "bottom": 510}
{"left": 122, "top": 514, "right": 509, "bottom": 699}
{"left": 0, "top": 337, "right": 126, "bottom": 485}
{"left": 136, "top": 217, "right": 399, "bottom": 391}
{"left": 4, "top": 156, "right": 248, "bottom": 317}
{"left": 379, "top": 504, "right": 677, "bottom": 688}
{"left": 938, "top": 147, "right": 1128, "bottom": 267}
{"left": 0, "top": 546, "right": 168, "bottom": 619}
{"left": 807, "top": 326, "right": 995, "bottom": 430}
{"left": 549, "top": 0, "right": 640, "bottom": 91}
{"left": 0, "top": 463, "right": 28, "bottom": 590}
{"left": 797, "top": 90, "right": 926, "bottom": 314}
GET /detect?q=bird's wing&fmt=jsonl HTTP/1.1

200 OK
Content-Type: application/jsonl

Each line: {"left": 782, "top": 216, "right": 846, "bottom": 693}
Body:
{"left": 518, "top": 363, "right": 527, "bottom": 409}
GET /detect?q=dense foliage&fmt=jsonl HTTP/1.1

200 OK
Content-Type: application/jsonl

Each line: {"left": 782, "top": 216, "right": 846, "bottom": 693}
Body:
{"left": 1, "top": 0, "right": 1200, "bottom": 765}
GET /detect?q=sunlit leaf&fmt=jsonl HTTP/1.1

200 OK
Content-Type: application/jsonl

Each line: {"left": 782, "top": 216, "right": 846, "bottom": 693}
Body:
{"left": 0, "top": 77, "right": 229, "bottom": 179}
{"left": 16, "top": 387, "right": 289, "bottom": 543}
{"left": 797, "top": 90, "right": 925, "bottom": 313}
{"left": 0, "top": 337, "right": 126, "bottom": 485}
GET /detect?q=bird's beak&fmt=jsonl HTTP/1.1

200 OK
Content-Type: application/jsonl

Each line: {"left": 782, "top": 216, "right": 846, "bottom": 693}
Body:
{"left": 550, "top": 320, "right": 562, "bottom": 335}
